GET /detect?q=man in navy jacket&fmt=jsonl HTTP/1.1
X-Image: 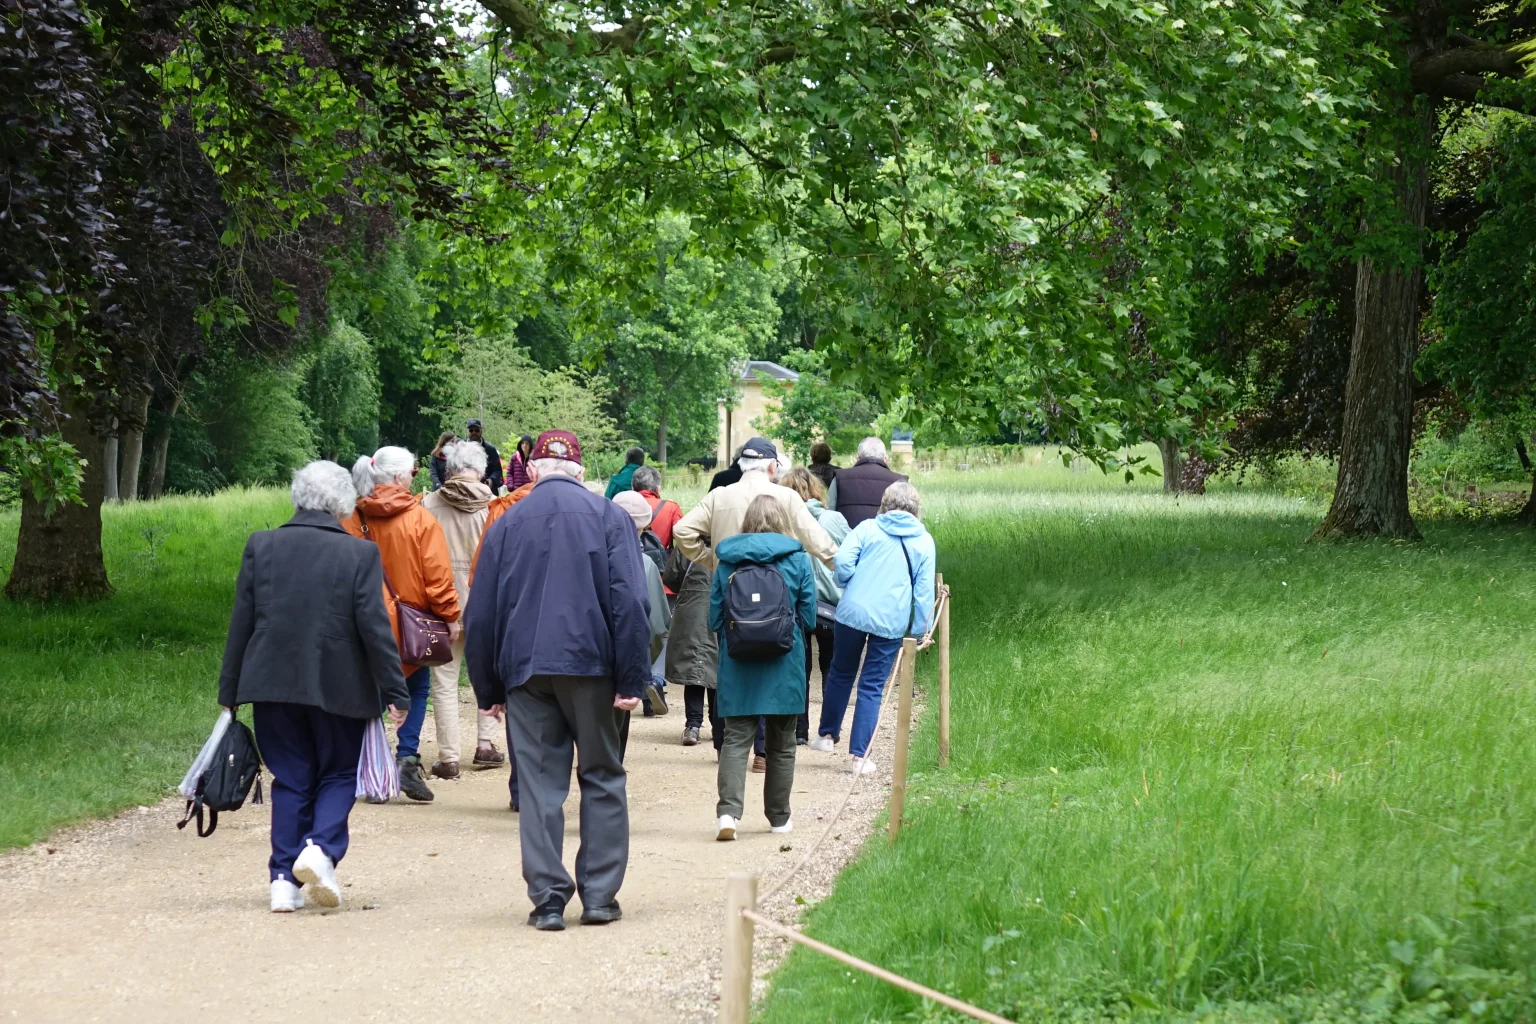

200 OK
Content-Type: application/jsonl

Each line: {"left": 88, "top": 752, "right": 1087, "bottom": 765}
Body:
{"left": 466, "top": 430, "right": 649, "bottom": 931}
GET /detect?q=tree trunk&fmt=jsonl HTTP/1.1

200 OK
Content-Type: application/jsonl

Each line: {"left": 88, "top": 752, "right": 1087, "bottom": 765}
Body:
{"left": 145, "top": 392, "right": 182, "bottom": 500}
{"left": 1157, "top": 437, "right": 1185, "bottom": 494}
{"left": 101, "top": 419, "right": 120, "bottom": 503}
{"left": 1313, "top": 105, "right": 1432, "bottom": 541}
{"left": 657, "top": 404, "right": 668, "bottom": 465}
{"left": 118, "top": 387, "right": 151, "bottom": 501}
{"left": 5, "top": 389, "right": 113, "bottom": 601}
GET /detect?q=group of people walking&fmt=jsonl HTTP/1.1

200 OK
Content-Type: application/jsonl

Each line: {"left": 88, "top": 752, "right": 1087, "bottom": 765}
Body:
{"left": 216, "top": 423, "right": 935, "bottom": 928}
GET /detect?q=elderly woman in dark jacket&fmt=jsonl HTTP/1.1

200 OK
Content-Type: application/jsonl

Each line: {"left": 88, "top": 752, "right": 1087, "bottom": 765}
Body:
{"left": 218, "top": 460, "right": 408, "bottom": 914}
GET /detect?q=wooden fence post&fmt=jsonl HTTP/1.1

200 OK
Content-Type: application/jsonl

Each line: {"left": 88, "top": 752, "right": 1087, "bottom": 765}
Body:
{"left": 889, "top": 638, "right": 918, "bottom": 844}
{"left": 938, "top": 574, "right": 951, "bottom": 767}
{"left": 722, "top": 872, "right": 758, "bottom": 1024}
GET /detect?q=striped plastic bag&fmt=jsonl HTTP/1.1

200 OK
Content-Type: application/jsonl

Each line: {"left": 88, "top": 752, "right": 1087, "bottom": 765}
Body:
{"left": 355, "top": 717, "right": 400, "bottom": 802}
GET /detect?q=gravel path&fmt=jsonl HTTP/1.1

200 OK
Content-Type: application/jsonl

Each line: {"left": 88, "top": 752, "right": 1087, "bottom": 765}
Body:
{"left": 0, "top": 678, "right": 909, "bottom": 1023}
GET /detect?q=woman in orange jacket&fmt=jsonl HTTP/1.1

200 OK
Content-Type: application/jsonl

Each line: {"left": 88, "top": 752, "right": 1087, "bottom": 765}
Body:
{"left": 346, "top": 446, "right": 461, "bottom": 802}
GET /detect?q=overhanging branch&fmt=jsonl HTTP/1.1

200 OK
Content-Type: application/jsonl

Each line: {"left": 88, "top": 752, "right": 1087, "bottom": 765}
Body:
{"left": 1411, "top": 42, "right": 1526, "bottom": 92}
{"left": 479, "top": 0, "right": 647, "bottom": 53}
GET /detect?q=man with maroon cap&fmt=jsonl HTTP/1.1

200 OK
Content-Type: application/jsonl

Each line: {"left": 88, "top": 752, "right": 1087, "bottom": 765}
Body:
{"left": 465, "top": 430, "right": 651, "bottom": 931}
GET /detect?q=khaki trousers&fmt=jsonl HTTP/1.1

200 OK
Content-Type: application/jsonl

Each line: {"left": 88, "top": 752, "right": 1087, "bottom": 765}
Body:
{"left": 430, "top": 637, "right": 499, "bottom": 764}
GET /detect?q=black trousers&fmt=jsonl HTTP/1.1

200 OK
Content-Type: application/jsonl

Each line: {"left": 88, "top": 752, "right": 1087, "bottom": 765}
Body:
{"left": 799, "top": 624, "right": 836, "bottom": 741}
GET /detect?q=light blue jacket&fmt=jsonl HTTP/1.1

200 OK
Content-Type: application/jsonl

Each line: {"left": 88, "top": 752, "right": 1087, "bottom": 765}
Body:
{"left": 834, "top": 511, "right": 936, "bottom": 640}
{"left": 804, "top": 499, "right": 850, "bottom": 605}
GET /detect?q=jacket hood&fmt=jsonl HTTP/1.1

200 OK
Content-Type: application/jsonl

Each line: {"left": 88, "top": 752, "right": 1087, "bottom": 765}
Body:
{"left": 805, "top": 498, "right": 827, "bottom": 516}
{"left": 875, "top": 510, "right": 924, "bottom": 537}
{"left": 717, "top": 531, "right": 805, "bottom": 565}
{"left": 436, "top": 478, "right": 492, "bottom": 513}
{"left": 356, "top": 483, "right": 417, "bottom": 518}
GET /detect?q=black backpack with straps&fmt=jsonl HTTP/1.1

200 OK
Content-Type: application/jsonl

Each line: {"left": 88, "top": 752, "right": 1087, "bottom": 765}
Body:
{"left": 723, "top": 562, "right": 797, "bottom": 661}
{"left": 177, "top": 718, "right": 263, "bottom": 838}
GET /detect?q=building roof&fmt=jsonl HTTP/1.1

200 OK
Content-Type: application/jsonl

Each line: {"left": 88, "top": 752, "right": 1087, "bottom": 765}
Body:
{"left": 737, "top": 360, "right": 799, "bottom": 382}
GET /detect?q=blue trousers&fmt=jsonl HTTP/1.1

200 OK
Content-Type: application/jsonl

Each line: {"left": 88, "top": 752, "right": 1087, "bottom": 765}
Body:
{"left": 395, "top": 666, "right": 431, "bottom": 759}
{"left": 252, "top": 702, "right": 366, "bottom": 883}
{"left": 818, "top": 622, "right": 903, "bottom": 758}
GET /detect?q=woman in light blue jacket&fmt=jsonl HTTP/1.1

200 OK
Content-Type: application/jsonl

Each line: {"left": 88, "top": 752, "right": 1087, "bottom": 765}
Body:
{"left": 810, "top": 481, "right": 936, "bottom": 773}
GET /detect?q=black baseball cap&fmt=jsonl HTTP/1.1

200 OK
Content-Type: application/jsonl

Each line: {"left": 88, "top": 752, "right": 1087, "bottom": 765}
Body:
{"left": 740, "top": 437, "right": 778, "bottom": 460}
{"left": 466, "top": 418, "right": 482, "bottom": 429}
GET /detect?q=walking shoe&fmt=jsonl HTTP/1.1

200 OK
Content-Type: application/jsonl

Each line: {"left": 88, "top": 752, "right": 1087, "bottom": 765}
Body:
{"left": 796, "top": 736, "right": 808, "bottom": 745}
{"left": 681, "top": 726, "right": 700, "bottom": 747}
{"left": 644, "top": 682, "right": 669, "bottom": 716}
{"left": 270, "top": 878, "right": 304, "bottom": 913}
{"left": 716, "top": 815, "right": 738, "bottom": 841}
{"left": 430, "top": 760, "right": 460, "bottom": 780}
{"left": 292, "top": 840, "right": 341, "bottom": 908}
{"left": 509, "top": 798, "right": 520, "bottom": 813}
{"left": 807, "top": 735, "right": 835, "bottom": 753}
{"left": 580, "top": 901, "right": 623, "bottom": 925}
{"left": 397, "top": 756, "right": 435, "bottom": 802}
{"left": 751, "top": 755, "right": 767, "bottom": 774}
{"left": 364, "top": 794, "right": 389, "bottom": 805}
{"left": 770, "top": 818, "right": 793, "bottom": 835}
{"left": 852, "top": 755, "right": 878, "bottom": 776}
{"left": 527, "top": 901, "right": 566, "bottom": 931}
{"left": 472, "top": 744, "right": 505, "bottom": 768}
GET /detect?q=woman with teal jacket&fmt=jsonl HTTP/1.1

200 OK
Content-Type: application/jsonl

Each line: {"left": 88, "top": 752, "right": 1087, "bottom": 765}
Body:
{"left": 708, "top": 494, "right": 818, "bottom": 841}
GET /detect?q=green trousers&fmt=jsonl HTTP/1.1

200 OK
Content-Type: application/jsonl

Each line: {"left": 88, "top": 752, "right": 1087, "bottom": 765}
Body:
{"left": 716, "top": 715, "right": 797, "bottom": 827}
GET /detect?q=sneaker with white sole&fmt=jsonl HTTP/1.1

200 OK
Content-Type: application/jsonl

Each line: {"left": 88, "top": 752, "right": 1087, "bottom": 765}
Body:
{"left": 770, "top": 818, "right": 793, "bottom": 834}
{"left": 270, "top": 877, "right": 303, "bottom": 913}
{"left": 852, "top": 756, "right": 878, "bottom": 776}
{"left": 716, "top": 815, "right": 738, "bottom": 841}
{"left": 806, "top": 735, "right": 835, "bottom": 753}
{"left": 292, "top": 839, "right": 341, "bottom": 908}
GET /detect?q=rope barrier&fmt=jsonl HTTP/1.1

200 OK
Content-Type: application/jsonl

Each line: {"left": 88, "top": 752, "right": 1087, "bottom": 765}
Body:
{"left": 756, "top": 585, "right": 949, "bottom": 906}
{"left": 741, "top": 909, "right": 1017, "bottom": 1024}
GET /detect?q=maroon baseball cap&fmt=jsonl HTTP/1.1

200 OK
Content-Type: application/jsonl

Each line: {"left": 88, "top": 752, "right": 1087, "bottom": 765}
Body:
{"left": 531, "top": 430, "right": 582, "bottom": 465}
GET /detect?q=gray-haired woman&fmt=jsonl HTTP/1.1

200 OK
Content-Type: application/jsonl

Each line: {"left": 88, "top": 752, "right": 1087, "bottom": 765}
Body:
{"left": 218, "top": 460, "right": 408, "bottom": 912}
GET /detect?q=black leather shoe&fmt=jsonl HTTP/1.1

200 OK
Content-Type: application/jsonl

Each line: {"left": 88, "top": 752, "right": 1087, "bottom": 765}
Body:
{"left": 580, "top": 901, "right": 622, "bottom": 925}
{"left": 528, "top": 901, "right": 565, "bottom": 931}
{"left": 397, "top": 756, "right": 434, "bottom": 802}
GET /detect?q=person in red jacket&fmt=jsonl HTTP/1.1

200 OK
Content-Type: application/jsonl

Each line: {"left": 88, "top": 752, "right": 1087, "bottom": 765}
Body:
{"left": 630, "top": 465, "right": 683, "bottom": 551}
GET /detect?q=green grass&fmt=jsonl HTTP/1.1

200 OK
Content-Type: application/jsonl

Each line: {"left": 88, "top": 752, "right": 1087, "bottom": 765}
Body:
{"left": 762, "top": 466, "right": 1536, "bottom": 1023}
{"left": 0, "top": 488, "right": 293, "bottom": 848}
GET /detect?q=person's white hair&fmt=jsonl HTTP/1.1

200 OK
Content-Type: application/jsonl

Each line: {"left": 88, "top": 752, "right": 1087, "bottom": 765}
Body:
{"left": 292, "top": 460, "right": 357, "bottom": 519}
{"left": 351, "top": 446, "right": 415, "bottom": 497}
{"left": 856, "top": 436, "right": 888, "bottom": 465}
{"left": 531, "top": 457, "right": 584, "bottom": 480}
{"left": 444, "top": 439, "right": 487, "bottom": 478}
{"left": 878, "top": 480, "right": 921, "bottom": 518}
{"left": 738, "top": 456, "right": 777, "bottom": 475}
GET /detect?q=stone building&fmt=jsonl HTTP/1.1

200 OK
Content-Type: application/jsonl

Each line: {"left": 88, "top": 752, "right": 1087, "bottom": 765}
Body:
{"left": 717, "top": 360, "right": 798, "bottom": 467}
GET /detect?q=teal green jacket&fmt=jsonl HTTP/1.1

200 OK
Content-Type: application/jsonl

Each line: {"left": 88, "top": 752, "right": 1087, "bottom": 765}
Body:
{"left": 708, "top": 532, "right": 818, "bottom": 717}
{"left": 604, "top": 462, "right": 639, "bottom": 500}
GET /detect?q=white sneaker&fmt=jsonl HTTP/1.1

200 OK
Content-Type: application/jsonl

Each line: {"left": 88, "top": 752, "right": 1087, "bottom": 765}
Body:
{"left": 292, "top": 839, "right": 341, "bottom": 907}
{"left": 806, "top": 735, "right": 835, "bottom": 753}
{"left": 270, "top": 877, "right": 303, "bottom": 913}
{"left": 852, "top": 756, "right": 878, "bottom": 776}
{"left": 770, "top": 818, "right": 793, "bottom": 834}
{"left": 716, "top": 815, "right": 738, "bottom": 841}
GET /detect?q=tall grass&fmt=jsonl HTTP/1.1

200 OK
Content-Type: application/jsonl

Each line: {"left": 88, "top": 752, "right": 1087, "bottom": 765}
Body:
{"left": 763, "top": 467, "right": 1536, "bottom": 1022}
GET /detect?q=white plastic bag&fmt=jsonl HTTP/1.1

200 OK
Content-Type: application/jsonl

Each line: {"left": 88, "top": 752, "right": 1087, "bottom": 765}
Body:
{"left": 356, "top": 717, "right": 400, "bottom": 802}
{"left": 179, "top": 709, "right": 233, "bottom": 799}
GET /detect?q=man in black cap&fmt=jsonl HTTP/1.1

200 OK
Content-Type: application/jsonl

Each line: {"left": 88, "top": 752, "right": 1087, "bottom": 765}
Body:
{"left": 669, "top": 438, "right": 837, "bottom": 749}
{"left": 466, "top": 419, "right": 504, "bottom": 494}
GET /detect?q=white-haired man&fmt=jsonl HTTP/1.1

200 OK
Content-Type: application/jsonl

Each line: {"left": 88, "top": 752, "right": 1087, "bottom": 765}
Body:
{"left": 465, "top": 430, "right": 651, "bottom": 931}
{"left": 670, "top": 437, "right": 837, "bottom": 750}
{"left": 420, "top": 440, "right": 505, "bottom": 779}
{"left": 826, "top": 436, "right": 907, "bottom": 528}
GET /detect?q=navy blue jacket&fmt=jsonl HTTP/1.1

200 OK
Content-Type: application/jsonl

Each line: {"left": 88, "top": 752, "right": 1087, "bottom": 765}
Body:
{"left": 465, "top": 475, "right": 652, "bottom": 703}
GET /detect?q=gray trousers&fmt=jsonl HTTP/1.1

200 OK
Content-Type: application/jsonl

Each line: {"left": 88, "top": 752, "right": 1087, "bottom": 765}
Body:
{"left": 717, "top": 715, "right": 797, "bottom": 827}
{"left": 506, "top": 675, "right": 629, "bottom": 910}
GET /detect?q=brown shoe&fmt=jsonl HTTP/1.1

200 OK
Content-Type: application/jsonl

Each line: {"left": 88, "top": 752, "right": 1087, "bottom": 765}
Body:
{"left": 430, "top": 760, "right": 460, "bottom": 780}
{"left": 473, "top": 744, "right": 506, "bottom": 768}
{"left": 751, "top": 755, "right": 767, "bottom": 774}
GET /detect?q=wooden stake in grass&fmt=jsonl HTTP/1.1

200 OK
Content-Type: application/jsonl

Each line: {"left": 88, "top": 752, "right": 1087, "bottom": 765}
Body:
{"left": 889, "top": 638, "right": 918, "bottom": 844}
{"left": 938, "top": 573, "right": 952, "bottom": 767}
{"left": 721, "top": 872, "right": 758, "bottom": 1024}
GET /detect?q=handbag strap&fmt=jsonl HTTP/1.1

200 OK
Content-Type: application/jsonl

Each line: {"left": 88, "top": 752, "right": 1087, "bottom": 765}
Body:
{"left": 357, "top": 509, "right": 402, "bottom": 602}
{"left": 899, "top": 539, "right": 917, "bottom": 636}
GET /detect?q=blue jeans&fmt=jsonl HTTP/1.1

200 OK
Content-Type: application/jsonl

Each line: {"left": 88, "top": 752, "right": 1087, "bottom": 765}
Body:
{"left": 818, "top": 622, "right": 902, "bottom": 758}
{"left": 395, "top": 666, "right": 431, "bottom": 759}
{"left": 253, "top": 702, "right": 366, "bottom": 883}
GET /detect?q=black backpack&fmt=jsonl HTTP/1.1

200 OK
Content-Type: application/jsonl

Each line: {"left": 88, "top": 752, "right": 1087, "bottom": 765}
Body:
{"left": 177, "top": 719, "right": 263, "bottom": 838}
{"left": 723, "top": 562, "right": 797, "bottom": 661}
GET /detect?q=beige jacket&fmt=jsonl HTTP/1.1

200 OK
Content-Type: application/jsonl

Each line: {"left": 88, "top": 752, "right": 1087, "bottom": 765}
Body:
{"left": 674, "top": 470, "right": 837, "bottom": 571}
{"left": 421, "top": 478, "right": 493, "bottom": 609}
